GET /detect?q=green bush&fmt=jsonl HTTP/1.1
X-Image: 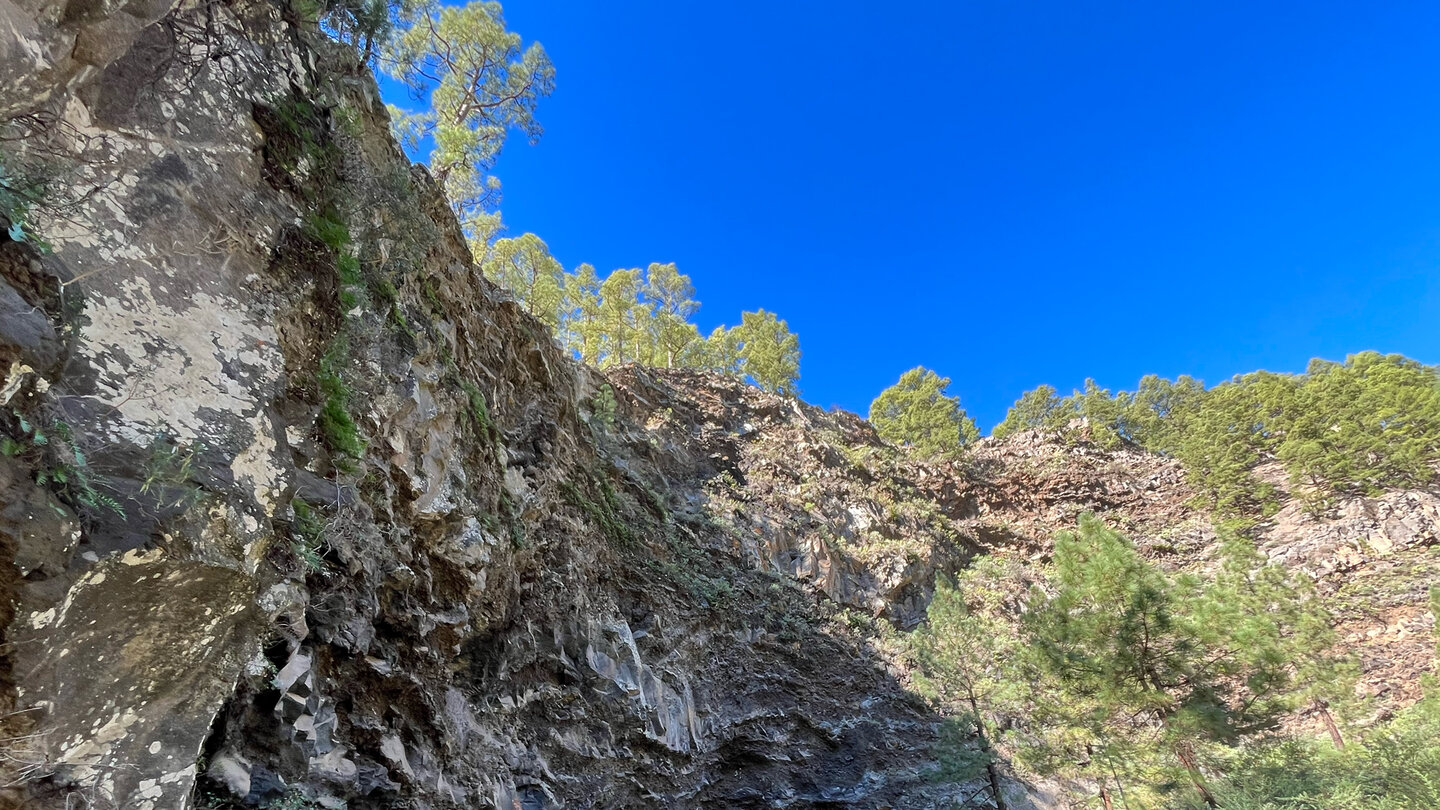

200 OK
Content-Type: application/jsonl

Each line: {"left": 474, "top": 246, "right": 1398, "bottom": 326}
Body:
{"left": 1174, "top": 699, "right": 1440, "bottom": 809}
{"left": 590, "top": 384, "right": 616, "bottom": 433}
{"left": 317, "top": 338, "right": 365, "bottom": 468}
{"left": 2, "top": 411, "right": 122, "bottom": 516}
{"left": 290, "top": 497, "right": 326, "bottom": 572}
{"left": 0, "top": 153, "right": 49, "bottom": 250}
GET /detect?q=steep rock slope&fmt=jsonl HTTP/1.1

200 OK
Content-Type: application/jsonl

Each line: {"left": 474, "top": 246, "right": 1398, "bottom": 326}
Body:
{"left": 0, "top": 2, "right": 1022, "bottom": 808}
{"left": 603, "top": 370, "right": 1439, "bottom": 742}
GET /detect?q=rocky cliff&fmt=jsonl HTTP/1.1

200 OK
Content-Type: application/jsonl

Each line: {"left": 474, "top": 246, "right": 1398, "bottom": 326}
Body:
{"left": 0, "top": 2, "right": 1434, "bottom": 810}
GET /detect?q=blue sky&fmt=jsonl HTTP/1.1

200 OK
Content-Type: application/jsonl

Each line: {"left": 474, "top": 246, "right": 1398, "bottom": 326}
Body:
{"left": 402, "top": 0, "right": 1440, "bottom": 431}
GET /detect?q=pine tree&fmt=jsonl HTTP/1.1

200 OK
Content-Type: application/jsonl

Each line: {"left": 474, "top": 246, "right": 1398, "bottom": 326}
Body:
{"left": 642, "top": 262, "right": 701, "bottom": 367}
{"left": 316, "top": 0, "right": 391, "bottom": 60}
{"left": 732, "top": 309, "right": 800, "bottom": 395}
{"left": 1278, "top": 352, "right": 1440, "bottom": 503}
{"left": 1022, "top": 514, "right": 1332, "bottom": 808}
{"left": 596, "top": 268, "right": 643, "bottom": 367}
{"left": 1432, "top": 586, "right": 1440, "bottom": 664}
{"left": 913, "top": 556, "right": 1027, "bottom": 809}
{"left": 482, "top": 232, "right": 565, "bottom": 327}
{"left": 1069, "top": 378, "right": 1128, "bottom": 448}
{"left": 1196, "top": 530, "right": 1356, "bottom": 745}
{"left": 1423, "top": 585, "right": 1440, "bottom": 699}
{"left": 869, "top": 366, "right": 979, "bottom": 458}
{"left": 1123, "top": 374, "right": 1206, "bottom": 453}
{"left": 383, "top": 0, "right": 555, "bottom": 237}
{"left": 992, "top": 384, "right": 1073, "bottom": 439}
{"left": 628, "top": 286, "right": 660, "bottom": 367}
{"left": 686, "top": 325, "right": 741, "bottom": 374}
{"left": 562, "top": 262, "right": 603, "bottom": 361}
{"left": 1172, "top": 371, "right": 1298, "bottom": 515}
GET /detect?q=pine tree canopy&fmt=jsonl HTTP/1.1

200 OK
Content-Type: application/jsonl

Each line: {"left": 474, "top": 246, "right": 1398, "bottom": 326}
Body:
{"left": 481, "top": 233, "right": 564, "bottom": 328}
{"left": 869, "top": 366, "right": 979, "bottom": 458}
{"left": 731, "top": 309, "right": 801, "bottom": 395}
{"left": 382, "top": 0, "right": 554, "bottom": 238}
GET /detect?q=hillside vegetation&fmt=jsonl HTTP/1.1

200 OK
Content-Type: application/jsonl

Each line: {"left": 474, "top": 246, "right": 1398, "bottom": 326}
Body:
{"left": 989, "top": 354, "right": 1440, "bottom": 514}
{"left": 881, "top": 356, "right": 1440, "bottom": 808}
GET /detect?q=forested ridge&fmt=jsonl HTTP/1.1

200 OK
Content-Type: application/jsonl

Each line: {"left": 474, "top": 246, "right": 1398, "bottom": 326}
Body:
{"left": 872, "top": 354, "right": 1440, "bottom": 809}
{"left": 989, "top": 353, "right": 1440, "bottom": 513}
{"left": 873, "top": 352, "right": 1440, "bottom": 510}
{"left": 481, "top": 245, "right": 802, "bottom": 394}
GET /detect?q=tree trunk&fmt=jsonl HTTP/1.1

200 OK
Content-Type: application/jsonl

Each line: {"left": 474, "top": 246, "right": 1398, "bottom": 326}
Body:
{"left": 1314, "top": 699, "right": 1346, "bottom": 750}
{"left": 1109, "top": 757, "right": 1131, "bottom": 810}
{"left": 1099, "top": 786, "right": 1115, "bottom": 810}
{"left": 1175, "top": 740, "right": 1217, "bottom": 808}
{"left": 967, "top": 696, "right": 1008, "bottom": 810}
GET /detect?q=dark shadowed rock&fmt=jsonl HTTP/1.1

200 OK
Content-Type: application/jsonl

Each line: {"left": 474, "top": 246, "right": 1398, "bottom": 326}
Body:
{"left": 0, "top": 279, "right": 58, "bottom": 372}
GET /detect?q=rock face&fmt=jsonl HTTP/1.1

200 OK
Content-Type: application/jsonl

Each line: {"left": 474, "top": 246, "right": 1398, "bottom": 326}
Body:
{"left": 1262, "top": 486, "right": 1440, "bottom": 709}
{"left": 0, "top": 3, "right": 1012, "bottom": 807}
{"left": 0, "top": 3, "right": 1433, "bottom": 810}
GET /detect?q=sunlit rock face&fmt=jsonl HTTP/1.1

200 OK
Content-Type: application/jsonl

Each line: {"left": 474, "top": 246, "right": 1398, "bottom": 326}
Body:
{"left": 0, "top": 3, "right": 1432, "bottom": 810}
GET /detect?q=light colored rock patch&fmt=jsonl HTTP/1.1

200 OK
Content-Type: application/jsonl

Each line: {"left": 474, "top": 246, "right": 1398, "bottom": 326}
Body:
{"left": 0, "top": 360, "right": 36, "bottom": 405}
{"left": 583, "top": 618, "right": 703, "bottom": 754}
{"left": 81, "top": 276, "right": 283, "bottom": 444}
{"left": 15, "top": 557, "right": 260, "bottom": 809}
{"left": 230, "top": 407, "right": 285, "bottom": 517}
{"left": 1264, "top": 489, "right": 1440, "bottom": 579}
